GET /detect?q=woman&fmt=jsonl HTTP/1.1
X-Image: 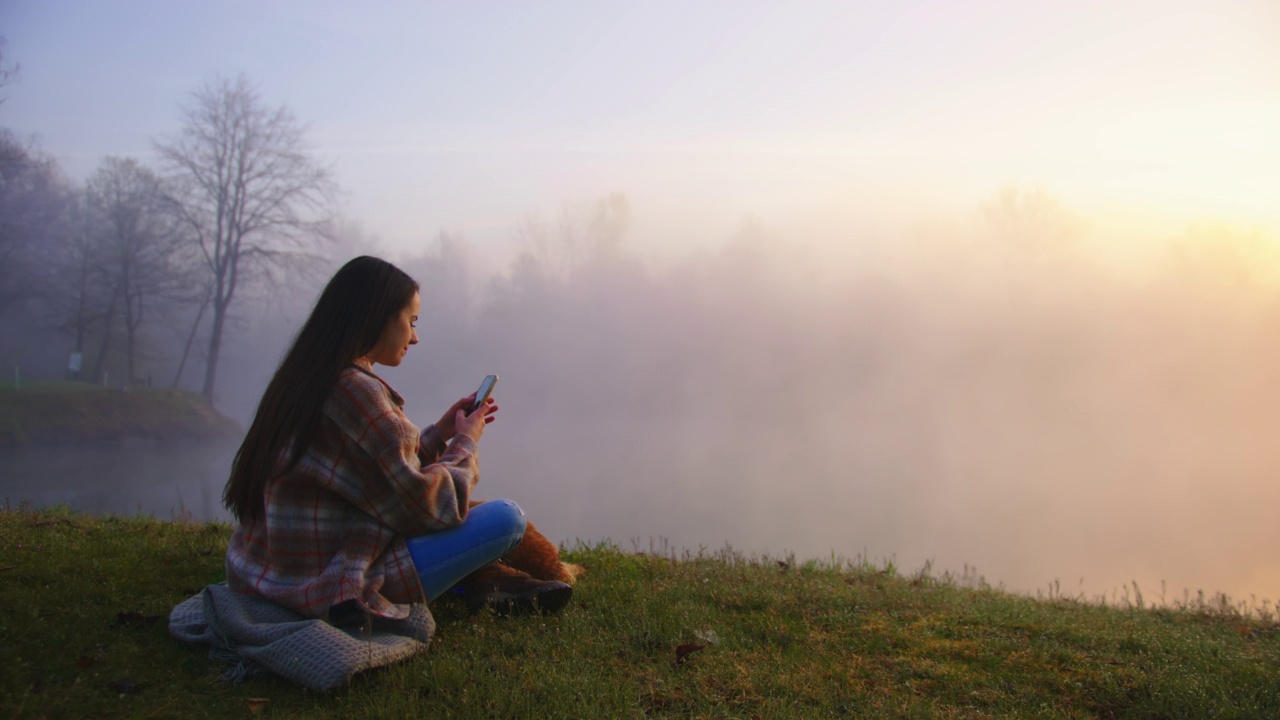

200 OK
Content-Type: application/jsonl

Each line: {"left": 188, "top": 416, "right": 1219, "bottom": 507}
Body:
{"left": 222, "top": 255, "right": 573, "bottom": 623}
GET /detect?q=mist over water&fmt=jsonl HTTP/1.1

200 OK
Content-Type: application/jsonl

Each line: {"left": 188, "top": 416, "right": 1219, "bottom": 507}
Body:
{"left": 481, "top": 208, "right": 1279, "bottom": 607}
{"left": 7, "top": 196, "right": 1278, "bottom": 609}
{"left": 2, "top": 438, "right": 237, "bottom": 521}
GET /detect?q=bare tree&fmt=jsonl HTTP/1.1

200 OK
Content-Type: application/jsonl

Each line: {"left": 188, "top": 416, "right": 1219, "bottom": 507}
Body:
{"left": 398, "top": 230, "right": 473, "bottom": 337}
{"left": 53, "top": 192, "right": 105, "bottom": 380}
{"left": 0, "top": 37, "right": 20, "bottom": 104}
{"left": 981, "top": 185, "right": 1081, "bottom": 255}
{"left": 83, "top": 157, "right": 187, "bottom": 384}
{"left": 509, "top": 192, "right": 633, "bottom": 289}
{"left": 155, "top": 75, "right": 334, "bottom": 402}
{"left": 0, "top": 130, "right": 72, "bottom": 310}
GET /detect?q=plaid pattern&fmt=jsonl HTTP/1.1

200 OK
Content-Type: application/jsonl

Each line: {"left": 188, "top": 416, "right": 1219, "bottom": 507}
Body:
{"left": 226, "top": 366, "right": 478, "bottom": 620}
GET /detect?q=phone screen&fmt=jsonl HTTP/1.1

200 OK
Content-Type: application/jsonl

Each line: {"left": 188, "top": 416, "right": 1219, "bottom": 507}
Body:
{"left": 472, "top": 374, "right": 498, "bottom": 412}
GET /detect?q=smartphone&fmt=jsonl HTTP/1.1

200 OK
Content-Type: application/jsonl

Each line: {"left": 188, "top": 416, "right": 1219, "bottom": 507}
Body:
{"left": 471, "top": 374, "right": 498, "bottom": 412}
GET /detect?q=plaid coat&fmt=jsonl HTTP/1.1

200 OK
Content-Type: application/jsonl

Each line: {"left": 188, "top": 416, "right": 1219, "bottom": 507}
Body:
{"left": 225, "top": 366, "right": 478, "bottom": 620}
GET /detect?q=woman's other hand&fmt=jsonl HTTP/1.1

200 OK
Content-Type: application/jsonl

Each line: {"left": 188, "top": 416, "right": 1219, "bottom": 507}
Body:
{"left": 435, "top": 394, "right": 477, "bottom": 441}
{"left": 455, "top": 397, "right": 497, "bottom": 442}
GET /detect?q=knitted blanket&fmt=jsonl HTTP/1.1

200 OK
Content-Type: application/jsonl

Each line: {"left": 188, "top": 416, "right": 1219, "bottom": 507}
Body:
{"left": 168, "top": 583, "right": 435, "bottom": 692}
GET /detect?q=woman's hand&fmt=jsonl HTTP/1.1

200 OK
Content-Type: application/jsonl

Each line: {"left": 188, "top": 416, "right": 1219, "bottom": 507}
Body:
{"left": 455, "top": 396, "right": 498, "bottom": 443}
{"left": 434, "top": 394, "right": 478, "bottom": 441}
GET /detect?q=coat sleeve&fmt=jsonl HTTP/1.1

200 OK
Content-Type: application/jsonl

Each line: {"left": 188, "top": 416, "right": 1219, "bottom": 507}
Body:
{"left": 418, "top": 424, "right": 448, "bottom": 465}
{"left": 330, "top": 373, "right": 479, "bottom": 537}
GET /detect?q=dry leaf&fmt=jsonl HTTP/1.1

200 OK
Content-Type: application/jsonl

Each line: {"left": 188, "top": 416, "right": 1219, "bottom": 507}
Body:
{"left": 675, "top": 642, "right": 705, "bottom": 665}
{"left": 114, "top": 611, "right": 160, "bottom": 627}
{"left": 247, "top": 698, "right": 270, "bottom": 715}
{"left": 108, "top": 678, "right": 142, "bottom": 695}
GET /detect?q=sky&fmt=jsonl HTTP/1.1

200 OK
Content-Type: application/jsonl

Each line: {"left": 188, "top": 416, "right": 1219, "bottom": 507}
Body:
{"left": 3, "top": 0, "right": 1279, "bottom": 258}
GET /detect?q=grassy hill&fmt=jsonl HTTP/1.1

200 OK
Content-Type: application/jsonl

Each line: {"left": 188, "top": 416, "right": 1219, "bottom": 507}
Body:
{"left": 1, "top": 506, "right": 1276, "bottom": 719}
{"left": 0, "top": 382, "right": 241, "bottom": 447}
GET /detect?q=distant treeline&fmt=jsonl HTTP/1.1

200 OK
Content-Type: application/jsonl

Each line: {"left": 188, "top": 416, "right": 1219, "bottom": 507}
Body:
{"left": 0, "top": 74, "right": 333, "bottom": 404}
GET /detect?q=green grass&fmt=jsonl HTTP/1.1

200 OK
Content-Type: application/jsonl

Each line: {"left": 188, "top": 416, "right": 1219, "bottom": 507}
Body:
{"left": 0, "top": 382, "right": 240, "bottom": 447}
{"left": 1, "top": 506, "right": 1277, "bottom": 719}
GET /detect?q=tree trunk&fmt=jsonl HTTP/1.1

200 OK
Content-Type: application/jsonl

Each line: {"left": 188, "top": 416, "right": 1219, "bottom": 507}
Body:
{"left": 172, "top": 289, "right": 210, "bottom": 389}
{"left": 91, "top": 287, "right": 120, "bottom": 384}
{"left": 70, "top": 260, "right": 90, "bottom": 381}
{"left": 201, "top": 298, "right": 228, "bottom": 401}
{"left": 124, "top": 289, "right": 139, "bottom": 384}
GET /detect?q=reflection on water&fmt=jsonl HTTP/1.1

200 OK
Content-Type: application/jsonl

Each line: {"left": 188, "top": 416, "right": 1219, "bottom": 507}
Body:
{"left": 0, "top": 438, "right": 237, "bottom": 522}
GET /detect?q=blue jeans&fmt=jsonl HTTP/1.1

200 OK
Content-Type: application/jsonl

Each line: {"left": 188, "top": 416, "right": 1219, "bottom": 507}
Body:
{"left": 405, "top": 499, "right": 527, "bottom": 601}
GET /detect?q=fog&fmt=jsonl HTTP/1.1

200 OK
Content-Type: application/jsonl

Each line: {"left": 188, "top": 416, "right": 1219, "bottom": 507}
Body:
{"left": 9, "top": 190, "right": 1275, "bottom": 610}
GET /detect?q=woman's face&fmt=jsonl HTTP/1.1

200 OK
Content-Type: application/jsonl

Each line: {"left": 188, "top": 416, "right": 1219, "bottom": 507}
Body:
{"left": 368, "top": 291, "right": 420, "bottom": 367}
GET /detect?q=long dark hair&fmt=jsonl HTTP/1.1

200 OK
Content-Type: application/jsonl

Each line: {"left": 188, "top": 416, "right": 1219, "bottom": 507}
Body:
{"left": 224, "top": 256, "right": 420, "bottom": 523}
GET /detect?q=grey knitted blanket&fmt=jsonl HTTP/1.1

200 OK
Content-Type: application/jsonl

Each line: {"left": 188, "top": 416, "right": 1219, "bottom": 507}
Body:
{"left": 168, "top": 583, "right": 434, "bottom": 692}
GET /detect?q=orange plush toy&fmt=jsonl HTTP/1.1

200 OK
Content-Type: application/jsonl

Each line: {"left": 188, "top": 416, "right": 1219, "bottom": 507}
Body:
{"left": 471, "top": 501, "right": 585, "bottom": 584}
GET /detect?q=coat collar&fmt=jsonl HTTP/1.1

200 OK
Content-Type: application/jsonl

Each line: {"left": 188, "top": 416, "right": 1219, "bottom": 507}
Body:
{"left": 348, "top": 364, "right": 405, "bottom": 408}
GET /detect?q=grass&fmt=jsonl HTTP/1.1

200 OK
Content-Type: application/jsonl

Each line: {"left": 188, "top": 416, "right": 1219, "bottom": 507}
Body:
{"left": 0, "top": 381, "right": 240, "bottom": 447}
{"left": 1, "top": 505, "right": 1277, "bottom": 719}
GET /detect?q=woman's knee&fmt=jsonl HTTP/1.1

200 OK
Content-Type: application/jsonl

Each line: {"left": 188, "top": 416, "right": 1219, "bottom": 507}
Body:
{"left": 473, "top": 499, "right": 527, "bottom": 543}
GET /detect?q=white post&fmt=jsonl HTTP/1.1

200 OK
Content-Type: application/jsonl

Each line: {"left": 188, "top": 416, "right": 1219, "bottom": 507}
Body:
{"left": 68, "top": 351, "right": 82, "bottom": 382}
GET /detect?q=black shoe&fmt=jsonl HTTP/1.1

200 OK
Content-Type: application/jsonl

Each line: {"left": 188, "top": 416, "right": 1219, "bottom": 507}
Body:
{"left": 458, "top": 562, "right": 574, "bottom": 616}
{"left": 483, "top": 582, "right": 573, "bottom": 616}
